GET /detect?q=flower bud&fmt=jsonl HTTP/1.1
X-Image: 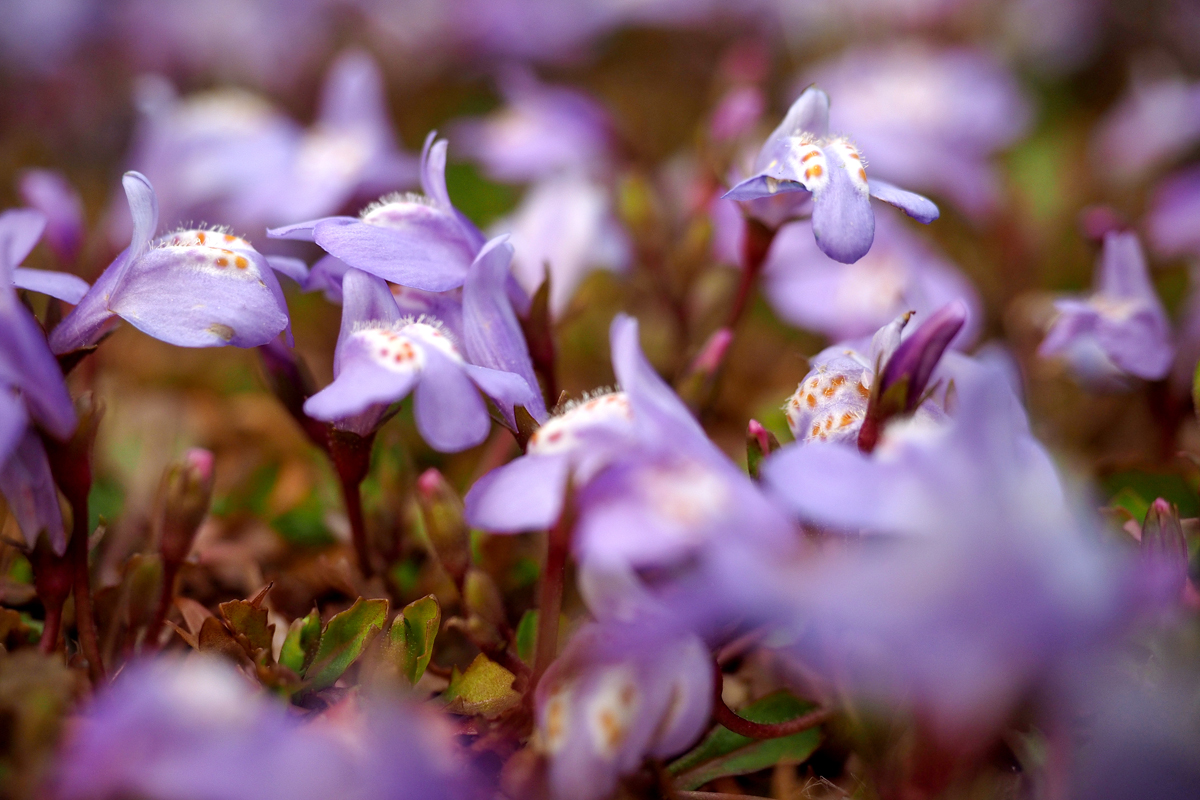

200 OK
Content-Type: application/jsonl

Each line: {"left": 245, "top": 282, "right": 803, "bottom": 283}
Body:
{"left": 416, "top": 468, "right": 470, "bottom": 585}
{"left": 1141, "top": 498, "right": 1189, "bottom": 600}
{"left": 159, "top": 449, "right": 214, "bottom": 569}
{"left": 745, "top": 419, "right": 780, "bottom": 480}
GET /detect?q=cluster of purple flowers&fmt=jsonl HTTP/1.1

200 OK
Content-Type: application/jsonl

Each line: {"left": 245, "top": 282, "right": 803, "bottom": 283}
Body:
{"left": 3, "top": 4, "right": 1200, "bottom": 800}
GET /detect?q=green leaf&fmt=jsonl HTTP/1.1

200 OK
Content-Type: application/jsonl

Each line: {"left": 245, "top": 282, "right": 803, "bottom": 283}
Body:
{"left": 279, "top": 609, "right": 321, "bottom": 674}
{"left": 388, "top": 595, "right": 441, "bottom": 684}
{"left": 442, "top": 654, "right": 520, "bottom": 718}
{"left": 304, "top": 598, "right": 388, "bottom": 691}
{"left": 271, "top": 495, "right": 335, "bottom": 547}
{"left": 1104, "top": 470, "right": 1200, "bottom": 518}
{"left": 515, "top": 610, "right": 538, "bottom": 665}
{"left": 668, "top": 691, "right": 823, "bottom": 791}
{"left": 218, "top": 599, "right": 274, "bottom": 655}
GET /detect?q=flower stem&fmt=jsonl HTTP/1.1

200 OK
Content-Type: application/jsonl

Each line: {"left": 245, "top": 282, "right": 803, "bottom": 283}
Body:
{"left": 339, "top": 474, "right": 371, "bottom": 579}
{"left": 531, "top": 507, "right": 572, "bottom": 688}
{"left": 725, "top": 217, "right": 776, "bottom": 331}
{"left": 68, "top": 491, "right": 105, "bottom": 682}
{"left": 711, "top": 666, "right": 830, "bottom": 739}
{"left": 144, "top": 560, "right": 179, "bottom": 649}
{"left": 328, "top": 429, "right": 377, "bottom": 578}
{"left": 39, "top": 602, "right": 63, "bottom": 655}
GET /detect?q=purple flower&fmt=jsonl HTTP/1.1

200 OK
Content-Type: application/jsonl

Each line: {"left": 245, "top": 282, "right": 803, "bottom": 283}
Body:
{"left": 18, "top": 169, "right": 85, "bottom": 265}
{"left": 451, "top": 68, "right": 615, "bottom": 183}
{"left": 497, "top": 172, "right": 631, "bottom": 318}
{"left": 760, "top": 208, "right": 980, "bottom": 342}
{"left": 723, "top": 86, "right": 939, "bottom": 264}
{"left": 762, "top": 356, "right": 1132, "bottom": 737}
{"left": 269, "top": 133, "right": 485, "bottom": 292}
{"left": 51, "top": 172, "right": 293, "bottom": 355}
{"left": 4, "top": 208, "right": 89, "bottom": 304}
{"left": 0, "top": 210, "right": 77, "bottom": 552}
{"left": 303, "top": 250, "right": 535, "bottom": 451}
{"left": 53, "top": 656, "right": 477, "bottom": 800}
{"left": 1039, "top": 231, "right": 1173, "bottom": 387}
{"left": 807, "top": 43, "right": 1032, "bottom": 219}
{"left": 120, "top": 50, "right": 417, "bottom": 238}
{"left": 536, "top": 620, "right": 712, "bottom": 800}
{"left": 1091, "top": 73, "right": 1200, "bottom": 185}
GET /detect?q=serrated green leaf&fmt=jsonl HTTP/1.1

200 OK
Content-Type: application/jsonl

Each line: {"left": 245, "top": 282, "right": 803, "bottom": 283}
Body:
{"left": 304, "top": 598, "right": 388, "bottom": 691}
{"left": 279, "top": 609, "right": 321, "bottom": 674}
{"left": 443, "top": 654, "right": 520, "bottom": 718}
{"left": 668, "top": 690, "right": 823, "bottom": 791}
{"left": 388, "top": 595, "right": 441, "bottom": 684}
{"left": 218, "top": 599, "right": 274, "bottom": 655}
{"left": 515, "top": 610, "right": 538, "bottom": 665}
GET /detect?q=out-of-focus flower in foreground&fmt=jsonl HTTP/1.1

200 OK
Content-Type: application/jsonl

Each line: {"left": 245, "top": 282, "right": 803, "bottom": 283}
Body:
{"left": 1038, "top": 230, "right": 1173, "bottom": 388}
{"left": 723, "top": 86, "right": 939, "bottom": 264}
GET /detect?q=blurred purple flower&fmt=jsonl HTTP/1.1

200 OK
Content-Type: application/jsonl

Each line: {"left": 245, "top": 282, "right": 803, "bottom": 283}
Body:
{"left": 762, "top": 356, "right": 1133, "bottom": 738}
{"left": 497, "top": 172, "right": 630, "bottom": 318}
{"left": 451, "top": 69, "right": 615, "bottom": 183}
{"left": 1039, "top": 230, "right": 1173, "bottom": 387}
{"left": 1147, "top": 165, "right": 1200, "bottom": 260}
{"left": 4, "top": 208, "right": 89, "bottom": 304}
{"left": 18, "top": 170, "right": 86, "bottom": 265}
{"left": 708, "top": 85, "right": 767, "bottom": 144}
{"left": 808, "top": 42, "right": 1032, "bottom": 219}
{"left": 270, "top": 133, "right": 484, "bottom": 292}
{"left": 304, "top": 252, "right": 535, "bottom": 451}
{"left": 724, "top": 86, "right": 939, "bottom": 263}
{"left": 536, "top": 619, "right": 712, "bottom": 800}
{"left": 0, "top": 210, "right": 77, "bottom": 552}
{"left": 1091, "top": 72, "right": 1200, "bottom": 185}
{"left": 52, "top": 172, "right": 293, "bottom": 354}
{"left": 760, "top": 208, "right": 980, "bottom": 341}
{"left": 54, "top": 656, "right": 478, "bottom": 800}
{"left": 121, "top": 50, "right": 417, "bottom": 238}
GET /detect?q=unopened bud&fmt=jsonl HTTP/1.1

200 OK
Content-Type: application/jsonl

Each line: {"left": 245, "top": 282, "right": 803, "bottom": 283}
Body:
{"left": 678, "top": 328, "right": 733, "bottom": 408}
{"left": 159, "top": 448, "right": 214, "bottom": 568}
{"left": 745, "top": 419, "right": 780, "bottom": 480}
{"left": 416, "top": 468, "right": 470, "bottom": 584}
{"left": 1142, "top": 498, "right": 1189, "bottom": 599}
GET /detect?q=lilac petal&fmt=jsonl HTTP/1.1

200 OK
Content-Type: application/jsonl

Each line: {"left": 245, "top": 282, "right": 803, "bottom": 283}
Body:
{"left": 0, "top": 428, "right": 66, "bottom": 553}
{"left": 0, "top": 392, "right": 27, "bottom": 466}
{"left": 753, "top": 86, "right": 831, "bottom": 174}
{"left": 312, "top": 217, "right": 473, "bottom": 292}
{"left": 462, "top": 236, "right": 545, "bottom": 421}
{"left": 12, "top": 267, "right": 89, "bottom": 303}
{"left": 609, "top": 314, "right": 707, "bottom": 444}
{"left": 335, "top": 269, "right": 402, "bottom": 371}
{"left": 880, "top": 300, "right": 969, "bottom": 407}
{"left": 47, "top": 251, "right": 127, "bottom": 354}
{"left": 318, "top": 50, "right": 391, "bottom": 137}
{"left": 722, "top": 175, "right": 808, "bottom": 202}
{"left": 812, "top": 155, "right": 876, "bottom": 264}
{"left": 267, "top": 217, "right": 356, "bottom": 242}
{"left": 868, "top": 179, "right": 940, "bottom": 224}
{"left": 412, "top": 346, "right": 491, "bottom": 452}
{"left": 464, "top": 453, "right": 570, "bottom": 532}
{"left": 462, "top": 363, "right": 537, "bottom": 408}
{"left": 0, "top": 209, "right": 47, "bottom": 279}
{"left": 303, "top": 346, "right": 419, "bottom": 422}
{"left": 0, "top": 308, "right": 75, "bottom": 442}
{"left": 1096, "top": 309, "right": 1174, "bottom": 380}
{"left": 1098, "top": 231, "right": 1156, "bottom": 301}
{"left": 122, "top": 171, "right": 159, "bottom": 262}
{"left": 265, "top": 255, "right": 308, "bottom": 285}
{"left": 419, "top": 132, "right": 453, "bottom": 210}
{"left": 304, "top": 255, "right": 350, "bottom": 302}
{"left": 108, "top": 248, "right": 289, "bottom": 348}
{"left": 18, "top": 169, "right": 84, "bottom": 263}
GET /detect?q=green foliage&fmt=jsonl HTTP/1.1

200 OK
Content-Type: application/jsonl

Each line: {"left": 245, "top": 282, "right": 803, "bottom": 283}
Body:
{"left": 271, "top": 494, "right": 336, "bottom": 547}
{"left": 515, "top": 609, "right": 538, "bottom": 665}
{"left": 305, "top": 599, "right": 389, "bottom": 691}
{"left": 386, "top": 595, "right": 441, "bottom": 684}
{"left": 219, "top": 599, "right": 275, "bottom": 656}
{"left": 442, "top": 654, "right": 520, "bottom": 718}
{"left": 668, "top": 691, "right": 823, "bottom": 791}
{"left": 88, "top": 476, "right": 125, "bottom": 535}
{"left": 1105, "top": 470, "right": 1200, "bottom": 520}
{"left": 279, "top": 609, "right": 322, "bottom": 675}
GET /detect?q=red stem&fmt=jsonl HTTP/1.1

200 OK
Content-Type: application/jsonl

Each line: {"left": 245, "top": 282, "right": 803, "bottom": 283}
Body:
{"left": 338, "top": 474, "right": 372, "bottom": 579}
{"left": 68, "top": 492, "right": 105, "bottom": 682}
{"left": 711, "top": 666, "right": 830, "bottom": 739}
{"left": 39, "top": 603, "right": 63, "bottom": 654}
{"left": 328, "top": 430, "right": 376, "bottom": 578}
{"left": 144, "top": 560, "right": 180, "bottom": 650}
{"left": 725, "top": 217, "right": 776, "bottom": 331}
{"left": 531, "top": 508, "right": 572, "bottom": 689}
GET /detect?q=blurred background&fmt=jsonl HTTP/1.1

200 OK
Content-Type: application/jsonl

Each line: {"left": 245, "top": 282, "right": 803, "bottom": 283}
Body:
{"left": 2, "top": 0, "right": 1200, "bottom": 792}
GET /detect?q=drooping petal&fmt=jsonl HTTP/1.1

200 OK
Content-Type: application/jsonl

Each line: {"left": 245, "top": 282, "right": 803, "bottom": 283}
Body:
{"left": 303, "top": 342, "right": 420, "bottom": 422}
{"left": 412, "top": 345, "right": 491, "bottom": 452}
{"left": 462, "top": 236, "right": 544, "bottom": 421}
{"left": 464, "top": 452, "right": 571, "bottom": 533}
{"left": 868, "top": 178, "right": 940, "bottom": 224}
{"left": 811, "top": 148, "right": 875, "bottom": 263}
{"left": 0, "top": 428, "right": 67, "bottom": 553}
{"left": 264, "top": 255, "right": 309, "bottom": 285}
{"left": 108, "top": 246, "right": 289, "bottom": 348}
{"left": 312, "top": 216, "right": 474, "bottom": 292}
{"left": 266, "top": 216, "right": 357, "bottom": 242}
{"left": 462, "top": 363, "right": 537, "bottom": 408}
{"left": 11, "top": 268, "right": 89, "bottom": 304}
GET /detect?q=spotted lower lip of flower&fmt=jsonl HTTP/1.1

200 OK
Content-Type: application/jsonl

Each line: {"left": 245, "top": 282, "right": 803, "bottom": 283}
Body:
{"left": 722, "top": 86, "right": 939, "bottom": 264}
{"left": 268, "top": 133, "right": 485, "bottom": 293}
{"left": 49, "top": 172, "right": 292, "bottom": 353}
{"left": 527, "top": 391, "right": 633, "bottom": 456}
{"left": 785, "top": 358, "right": 871, "bottom": 445}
